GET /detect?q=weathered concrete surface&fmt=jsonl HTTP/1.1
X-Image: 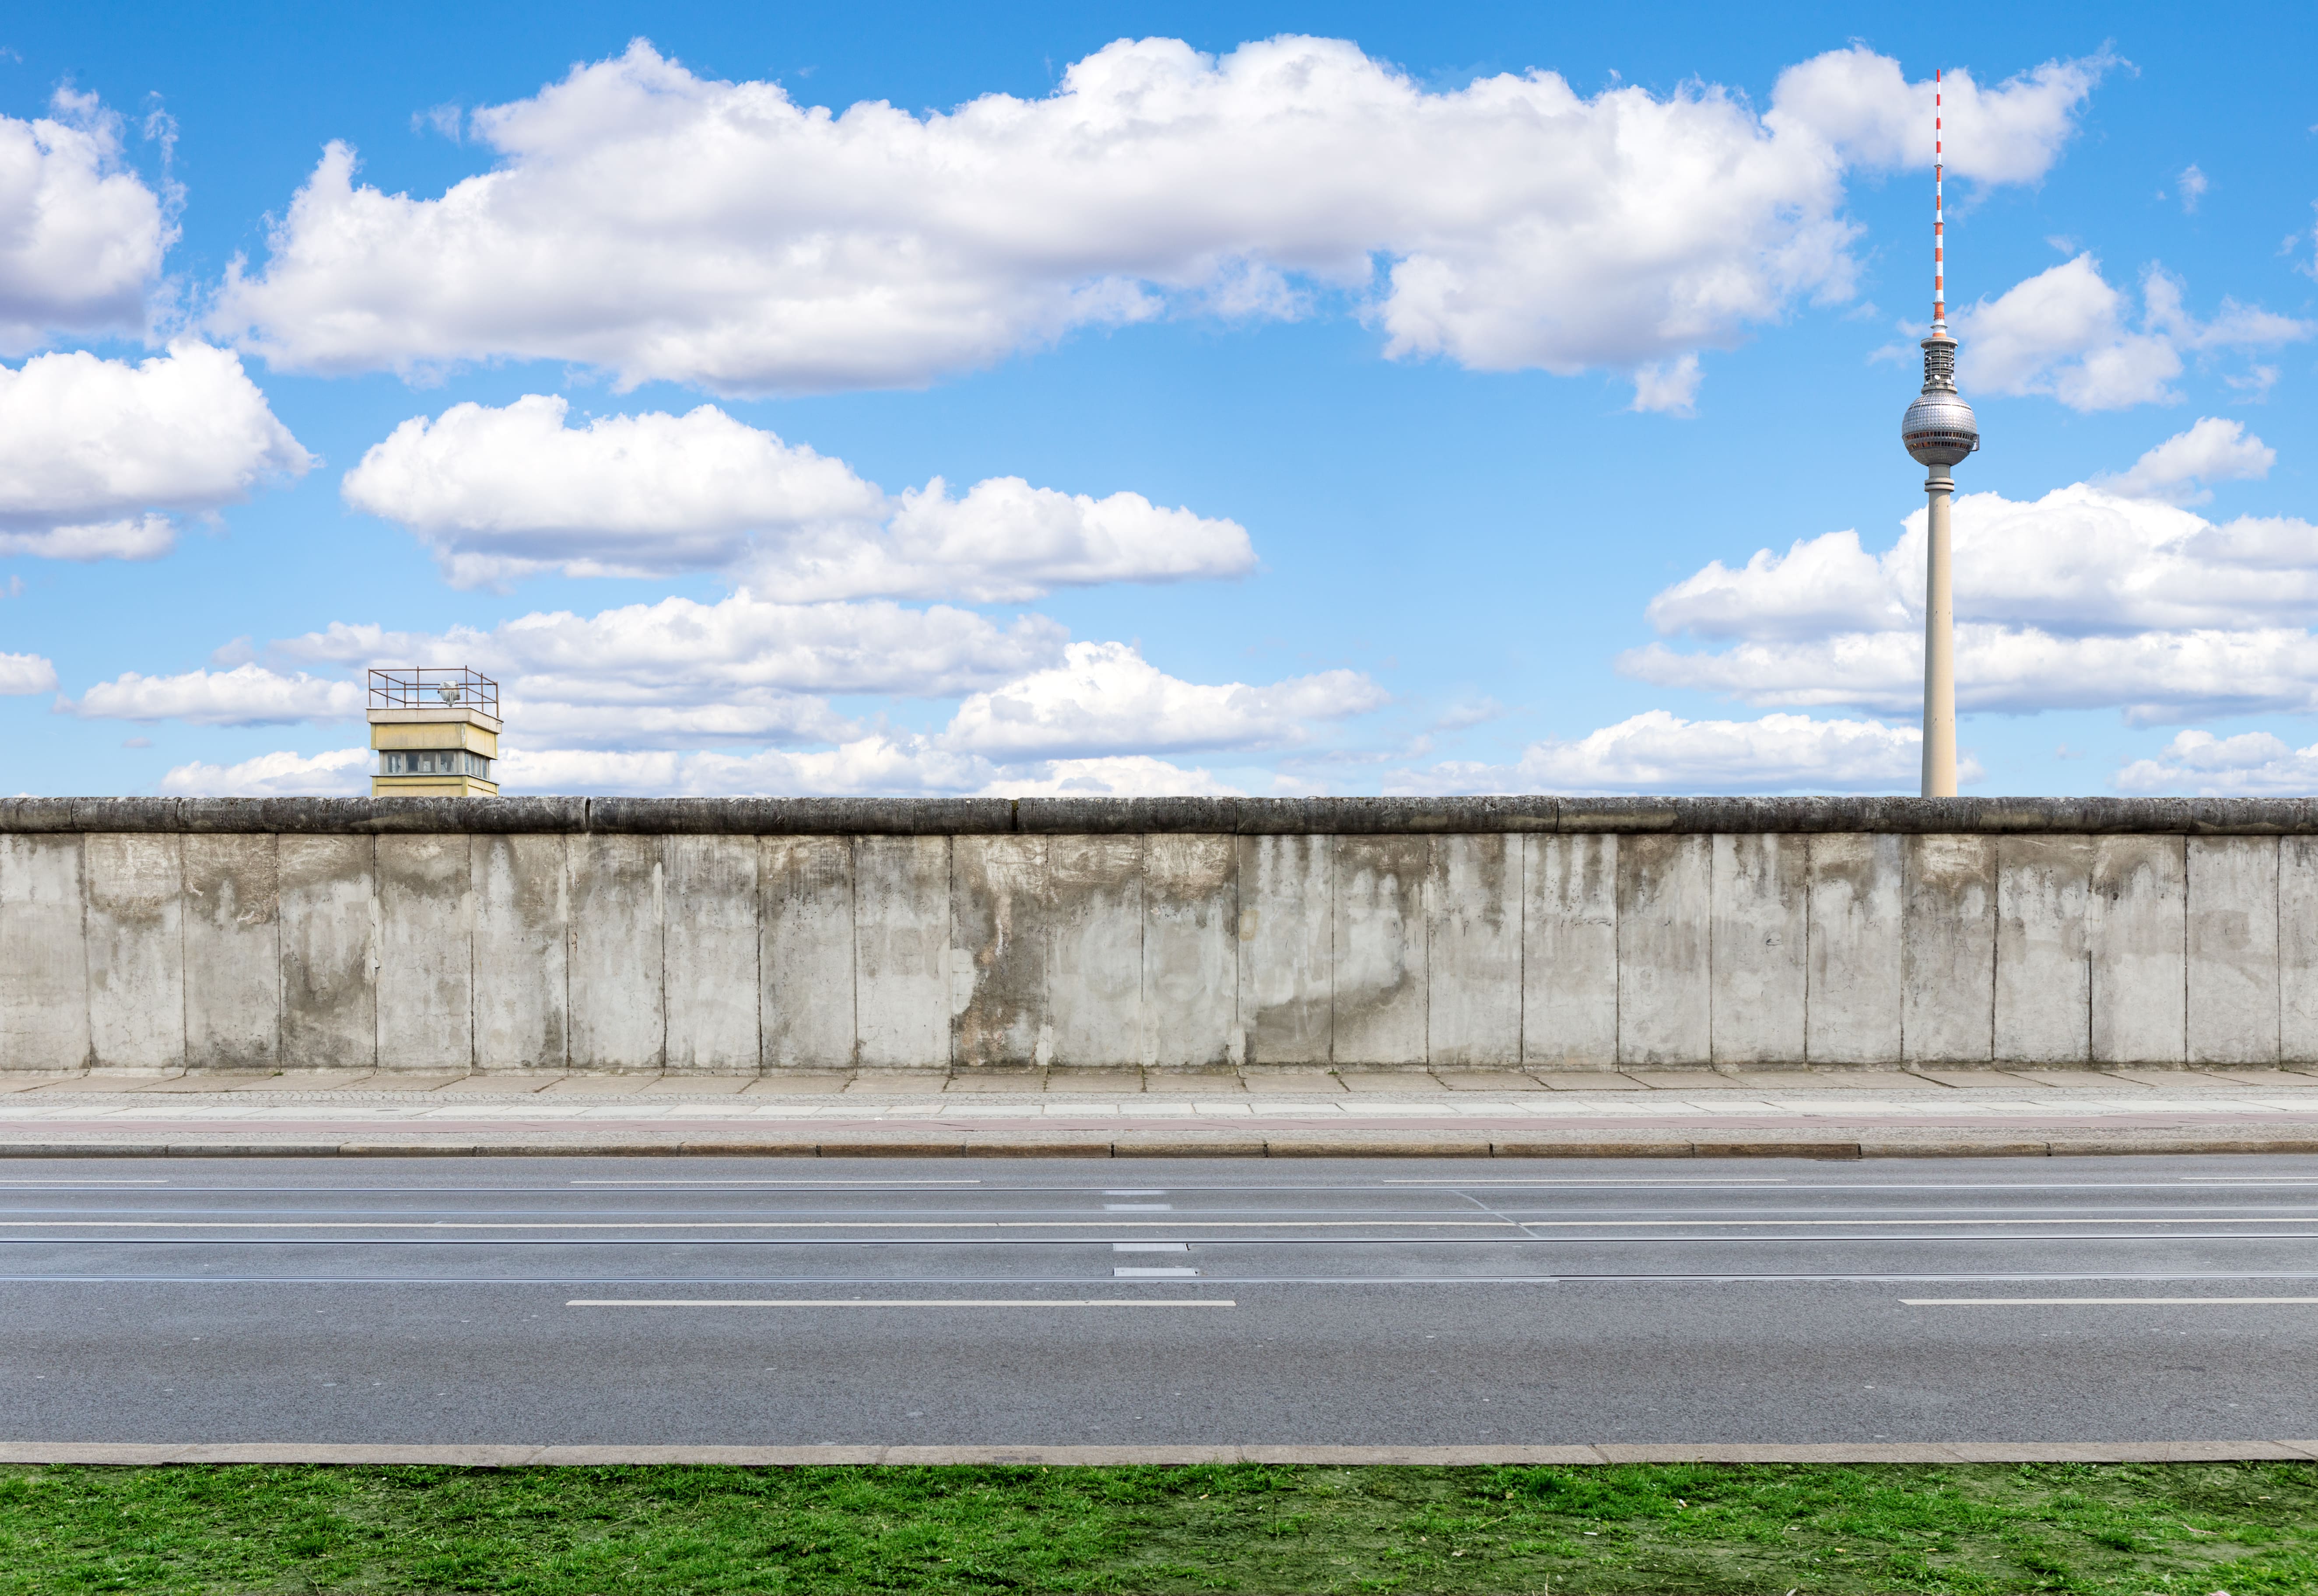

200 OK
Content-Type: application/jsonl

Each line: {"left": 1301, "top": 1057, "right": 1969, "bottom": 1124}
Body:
{"left": 21, "top": 794, "right": 2318, "bottom": 837}
{"left": 277, "top": 836, "right": 375, "bottom": 1071}
{"left": 2090, "top": 836, "right": 2186, "bottom": 1066}
{"left": 1047, "top": 836, "right": 1141, "bottom": 1069}
{"left": 1333, "top": 836, "right": 1427, "bottom": 1065}
{"left": 471, "top": 833, "right": 567, "bottom": 1072}
{"left": 1238, "top": 835, "right": 1332, "bottom": 1065}
{"left": 761, "top": 836, "right": 855, "bottom": 1070}
{"left": 84, "top": 834, "right": 183, "bottom": 1071}
{"left": 853, "top": 836, "right": 949, "bottom": 1068}
{"left": 1807, "top": 833, "right": 1904, "bottom": 1065}
{"left": 1142, "top": 834, "right": 1238, "bottom": 1068}
{"left": 183, "top": 833, "right": 278, "bottom": 1072}
{"left": 2282, "top": 836, "right": 2318, "bottom": 1064}
{"left": 375, "top": 834, "right": 472, "bottom": 1071}
{"left": 0, "top": 834, "right": 88, "bottom": 1070}
{"left": 568, "top": 835, "right": 664, "bottom": 1071}
{"left": 1425, "top": 834, "right": 1520, "bottom": 1067}
{"left": 951, "top": 835, "right": 1050, "bottom": 1069}
{"left": 1995, "top": 836, "right": 2094, "bottom": 1065}
{"left": 1709, "top": 833, "right": 1805, "bottom": 1066}
{"left": 2188, "top": 836, "right": 2279, "bottom": 1065}
{"left": 1522, "top": 834, "right": 1617, "bottom": 1068}
{"left": 13, "top": 817, "right": 2318, "bottom": 1075}
{"left": 1902, "top": 834, "right": 1995, "bottom": 1064}
{"left": 1617, "top": 834, "right": 1710, "bottom": 1066}
{"left": 664, "top": 836, "right": 757, "bottom": 1073}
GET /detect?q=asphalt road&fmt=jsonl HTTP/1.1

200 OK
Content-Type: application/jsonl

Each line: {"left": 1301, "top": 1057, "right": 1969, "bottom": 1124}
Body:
{"left": 1, "top": 1153, "right": 2315, "bottom": 1446}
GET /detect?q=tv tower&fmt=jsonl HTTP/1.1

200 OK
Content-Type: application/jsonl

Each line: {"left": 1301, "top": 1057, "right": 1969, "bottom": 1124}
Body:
{"left": 1901, "top": 68, "right": 1979, "bottom": 797}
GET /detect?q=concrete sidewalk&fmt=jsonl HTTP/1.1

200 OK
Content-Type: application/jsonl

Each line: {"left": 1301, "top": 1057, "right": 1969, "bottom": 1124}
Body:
{"left": 6, "top": 1065, "right": 2318, "bottom": 1157}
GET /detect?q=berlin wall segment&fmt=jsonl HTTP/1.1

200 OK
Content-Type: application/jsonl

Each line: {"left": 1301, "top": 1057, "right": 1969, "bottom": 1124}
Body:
{"left": 8, "top": 798, "right": 2318, "bottom": 1074}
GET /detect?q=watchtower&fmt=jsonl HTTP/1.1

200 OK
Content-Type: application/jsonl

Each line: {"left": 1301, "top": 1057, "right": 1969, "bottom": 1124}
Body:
{"left": 368, "top": 668, "right": 500, "bottom": 797}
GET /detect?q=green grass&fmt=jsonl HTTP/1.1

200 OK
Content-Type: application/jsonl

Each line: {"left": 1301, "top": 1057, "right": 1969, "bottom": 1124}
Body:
{"left": 0, "top": 1460, "right": 2312, "bottom": 1593}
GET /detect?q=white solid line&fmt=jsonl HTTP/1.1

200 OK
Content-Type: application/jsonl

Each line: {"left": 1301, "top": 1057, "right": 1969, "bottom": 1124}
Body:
{"left": 16, "top": 1215, "right": 2315, "bottom": 1232}
{"left": 565, "top": 1297, "right": 1236, "bottom": 1308}
{"left": 1385, "top": 1179, "right": 1788, "bottom": 1185}
{"left": 1115, "top": 1267, "right": 1199, "bottom": 1278}
{"left": 1904, "top": 1297, "right": 2318, "bottom": 1306}
{"left": 568, "top": 1180, "right": 982, "bottom": 1186}
{"left": 1114, "top": 1242, "right": 1189, "bottom": 1252}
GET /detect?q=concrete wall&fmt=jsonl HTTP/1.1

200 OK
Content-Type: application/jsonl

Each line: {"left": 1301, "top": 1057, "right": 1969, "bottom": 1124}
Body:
{"left": 5, "top": 797, "right": 2318, "bottom": 1072}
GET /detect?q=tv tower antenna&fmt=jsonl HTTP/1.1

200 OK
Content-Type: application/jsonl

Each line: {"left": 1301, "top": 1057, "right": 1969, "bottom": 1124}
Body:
{"left": 1901, "top": 67, "right": 1979, "bottom": 797}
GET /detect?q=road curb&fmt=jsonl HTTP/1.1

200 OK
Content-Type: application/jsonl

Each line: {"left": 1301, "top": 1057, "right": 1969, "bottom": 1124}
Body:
{"left": 1, "top": 1131, "right": 2316, "bottom": 1158}
{"left": 2, "top": 1441, "right": 2314, "bottom": 1466}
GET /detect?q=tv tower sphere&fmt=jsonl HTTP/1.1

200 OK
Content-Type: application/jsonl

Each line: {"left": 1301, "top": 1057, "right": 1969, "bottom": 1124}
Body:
{"left": 1901, "top": 334, "right": 1978, "bottom": 466}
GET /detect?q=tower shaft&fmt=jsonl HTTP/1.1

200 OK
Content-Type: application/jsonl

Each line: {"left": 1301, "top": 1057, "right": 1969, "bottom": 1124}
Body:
{"left": 1921, "top": 468, "right": 1957, "bottom": 797}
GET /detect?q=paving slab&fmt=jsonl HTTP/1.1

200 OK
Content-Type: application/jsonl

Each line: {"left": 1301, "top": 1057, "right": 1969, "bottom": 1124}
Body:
{"left": 743, "top": 1073, "right": 852, "bottom": 1094}
{"left": 539, "top": 1074, "right": 659, "bottom": 1096}
{"left": 1241, "top": 1071, "right": 1342, "bottom": 1093}
{"left": 943, "top": 1072, "right": 1048, "bottom": 1092}
{"left": 842, "top": 1073, "right": 951, "bottom": 1094}
{"left": 1045, "top": 1071, "right": 1144, "bottom": 1094}
{"left": 1909, "top": 1069, "right": 2055, "bottom": 1089}
{"left": 1533, "top": 1071, "right": 1648, "bottom": 1090}
{"left": 640, "top": 1075, "right": 756, "bottom": 1095}
{"left": 1338, "top": 1071, "right": 1446, "bottom": 1092}
{"left": 1143, "top": 1072, "right": 1244, "bottom": 1093}
{"left": 219, "top": 1071, "right": 381, "bottom": 1091}
{"left": 439, "top": 1074, "right": 557, "bottom": 1094}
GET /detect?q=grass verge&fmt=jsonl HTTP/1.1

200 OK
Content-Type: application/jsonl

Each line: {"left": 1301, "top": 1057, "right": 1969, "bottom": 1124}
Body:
{"left": 0, "top": 1460, "right": 2312, "bottom": 1593}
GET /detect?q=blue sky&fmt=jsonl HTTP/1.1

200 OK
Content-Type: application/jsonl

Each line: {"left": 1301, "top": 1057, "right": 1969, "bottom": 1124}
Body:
{"left": 4, "top": 1, "right": 2316, "bottom": 798}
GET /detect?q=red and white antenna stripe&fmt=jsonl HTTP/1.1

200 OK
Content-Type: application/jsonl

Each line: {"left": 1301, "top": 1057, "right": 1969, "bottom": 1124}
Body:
{"left": 1933, "top": 67, "right": 1945, "bottom": 326}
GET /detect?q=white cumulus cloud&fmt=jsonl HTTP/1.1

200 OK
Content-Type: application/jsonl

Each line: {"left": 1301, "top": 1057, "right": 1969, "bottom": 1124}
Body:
{"left": 66, "top": 664, "right": 363, "bottom": 726}
{"left": 0, "top": 652, "right": 58, "bottom": 694}
{"left": 0, "top": 342, "right": 312, "bottom": 560}
{"left": 1955, "top": 256, "right": 2310, "bottom": 412}
{"left": 1629, "top": 477, "right": 2318, "bottom": 724}
{"left": 275, "top": 590, "right": 1068, "bottom": 749}
{"left": 341, "top": 393, "right": 1254, "bottom": 596}
{"left": 940, "top": 640, "right": 1386, "bottom": 759}
{"left": 496, "top": 740, "right": 1241, "bottom": 798}
{"left": 2118, "top": 729, "right": 2318, "bottom": 796}
{"left": 2099, "top": 416, "right": 2274, "bottom": 505}
{"left": 0, "top": 90, "right": 172, "bottom": 352}
{"left": 211, "top": 38, "right": 2096, "bottom": 400}
{"left": 1396, "top": 710, "right": 1957, "bottom": 795}
{"left": 159, "top": 747, "right": 370, "bottom": 798}
{"left": 1766, "top": 48, "right": 2109, "bottom": 185}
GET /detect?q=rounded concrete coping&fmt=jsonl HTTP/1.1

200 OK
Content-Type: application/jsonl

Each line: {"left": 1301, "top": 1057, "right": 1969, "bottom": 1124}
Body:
{"left": 5, "top": 794, "right": 2318, "bottom": 835}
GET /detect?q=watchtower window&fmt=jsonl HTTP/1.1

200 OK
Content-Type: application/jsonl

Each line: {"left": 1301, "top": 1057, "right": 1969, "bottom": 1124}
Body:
{"left": 380, "top": 749, "right": 491, "bottom": 777}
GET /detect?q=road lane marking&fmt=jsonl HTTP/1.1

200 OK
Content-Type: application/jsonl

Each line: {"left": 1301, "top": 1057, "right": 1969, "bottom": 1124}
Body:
{"left": 10, "top": 1215, "right": 2316, "bottom": 1232}
{"left": 569, "top": 1180, "right": 982, "bottom": 1186}
{"left": 1115, "top": 1267, "right": 1199, "bottom": 1278}
{"left": 1115, "top": 1242, "right": 1189, "bottom": 1252}
{"left": 1905, "top": 1296, "right": 2318, "bottom": 1306}
{"left": 566, "top": 1297, "right": 1236, "bottom": 1308}
{"left": 1386, "top": 1179, "right": 1788, "bottom": 1186}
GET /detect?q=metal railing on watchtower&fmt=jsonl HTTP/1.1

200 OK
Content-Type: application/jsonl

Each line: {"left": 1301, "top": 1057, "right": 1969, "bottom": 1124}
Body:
{"left": 367, "top": 667, "right": 499, "bottom": 716}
